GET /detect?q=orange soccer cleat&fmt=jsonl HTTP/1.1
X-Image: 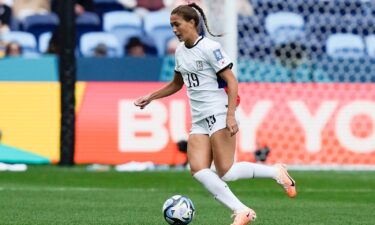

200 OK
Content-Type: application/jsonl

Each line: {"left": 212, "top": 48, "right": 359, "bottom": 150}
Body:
{"left": 230, "top": 207, "right": 256, "bottom": 225}
{"left": 275, "top": 164, "right": 297, "bottom": 198}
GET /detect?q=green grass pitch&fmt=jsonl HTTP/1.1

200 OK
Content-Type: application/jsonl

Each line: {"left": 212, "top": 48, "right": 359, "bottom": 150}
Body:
{"left": 0, "top": 165, "right": 374, "bottom": 225}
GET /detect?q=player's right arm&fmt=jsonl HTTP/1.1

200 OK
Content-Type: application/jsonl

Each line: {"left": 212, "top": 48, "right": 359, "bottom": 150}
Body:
{"left": 134, "top": 72, "right": 184, "bottom": 109}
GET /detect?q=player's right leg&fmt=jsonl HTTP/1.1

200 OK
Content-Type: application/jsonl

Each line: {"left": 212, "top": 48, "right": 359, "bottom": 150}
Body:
{"left": 188, "top": 134, "right": 255, "bottom": 224}
{"left": 209, "top": 125, "right": 256, "bottom": 225}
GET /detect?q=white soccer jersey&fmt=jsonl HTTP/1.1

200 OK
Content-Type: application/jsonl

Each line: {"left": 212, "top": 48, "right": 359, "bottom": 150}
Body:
{"left": 174, "top": 36, "right": 233, "bottom": 123}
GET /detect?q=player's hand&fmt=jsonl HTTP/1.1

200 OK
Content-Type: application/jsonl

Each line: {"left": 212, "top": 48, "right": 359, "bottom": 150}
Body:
{"left": 134, "top": 95, "right": 152, "bottom": 109}
{"left": 226, "top": 115, "right": 238, "bottom": 136}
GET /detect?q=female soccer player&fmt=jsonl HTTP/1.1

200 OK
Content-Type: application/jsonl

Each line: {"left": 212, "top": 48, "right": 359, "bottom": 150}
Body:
{"left": 134, "top": 3, "right": 297, "bottom": 225}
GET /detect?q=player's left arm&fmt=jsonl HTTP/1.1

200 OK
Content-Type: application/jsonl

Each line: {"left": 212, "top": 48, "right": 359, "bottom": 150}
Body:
{"left": 218, "top": 68, "right": 239, "bottom": 136}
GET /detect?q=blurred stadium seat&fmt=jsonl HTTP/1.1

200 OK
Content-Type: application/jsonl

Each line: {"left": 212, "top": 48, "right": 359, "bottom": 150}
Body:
{"left": 265, "top": 11, "right": 305, "bottom": 44}
{"left": 10, "top": 17, "right": 21, "bottom": 31}
{"left": 1, "top": 0, "right": 374, "bottom": 63}
{"left": 80, "top": 32, "right": 122, "bottom": 57}
{"left": 326, "top": 33, "right": 365, "bottom": 58}
{"left": 252, "top": 0, "right": 370, "bottom": 18}
{"left": 307, "top": 14, "right": 375, "bottom": 43}
{"left": 38, "top": 31, "right": 52, "bottom": 53}
{"left": 238, "top": 15, "right": 273, "bottom": 59}
{"left": 236, "top": 0, "right": 375, "bottom": 82}
{"left": 143, "top": 9, "right": 175, "bottom": 56}
{"left": 93, "top": 0, "right": 126, "bottom": 20}
{"left": 76, "top": 12, "right": 101, "bottom": 42}
{"left": 238, "top": 15, "right": 265, "bottom": 37}
{"left": 238, "top": 34, "right": 274, "bottom": 59}
{"left": 22, "top": 13, "right": 59, "bottom": 40}
{"left": 2, "top": 31, "right": 37, "bottom": 55}
{"left": 103, "top": 11, "right": 142, "bottom": 47}
{"left": 365, "top": 35, "right": 375, "bottom": 57}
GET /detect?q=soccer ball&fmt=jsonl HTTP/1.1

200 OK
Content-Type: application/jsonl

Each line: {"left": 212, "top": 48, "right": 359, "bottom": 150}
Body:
{"left": 162, "top": 195, "right": 195, "bottom": 225}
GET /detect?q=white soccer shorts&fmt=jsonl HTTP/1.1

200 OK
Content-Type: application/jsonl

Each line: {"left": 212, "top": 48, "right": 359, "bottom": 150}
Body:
{"left": 190, "top": 112, "right": 240, "bottom": 137}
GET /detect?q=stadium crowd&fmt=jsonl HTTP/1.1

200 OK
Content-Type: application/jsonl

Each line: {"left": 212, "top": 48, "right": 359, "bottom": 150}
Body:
{"left": 0, "top": 0, "right": 256, "bottom": 58}
{"left": 0, "top": 0, "right": 374, "bottom": 62}
{"left": 0, "top": 0, "right": 207, "bottom": 58}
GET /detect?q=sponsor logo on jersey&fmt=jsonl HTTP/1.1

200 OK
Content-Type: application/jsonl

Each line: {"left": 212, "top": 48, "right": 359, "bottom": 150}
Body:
{"left": 213, "top": 49, "right": 224, "bottom": 61}
{"left": 196, "top": 61, "right": 203, "bottom": 71}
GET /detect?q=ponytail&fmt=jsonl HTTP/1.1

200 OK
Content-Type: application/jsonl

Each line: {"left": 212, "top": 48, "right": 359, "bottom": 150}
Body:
{"left": 188, "top": 2, "right": 223, "bottom": 37}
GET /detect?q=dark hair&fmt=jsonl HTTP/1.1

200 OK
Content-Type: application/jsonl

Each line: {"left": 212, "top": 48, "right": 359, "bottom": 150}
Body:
{"left": 94, "top": 43, "right": 108, "bottom": 56}
{"left": 5, "top": 41, "right": 23, "bottom": 56}
{"left": 171, "top": 3, "right": 222, "bottom": 37}
{"left": 125, "top": 37, "right": 145, "bottom": 51}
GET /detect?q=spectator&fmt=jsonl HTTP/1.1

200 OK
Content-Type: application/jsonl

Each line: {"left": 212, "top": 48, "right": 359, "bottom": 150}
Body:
{"left": 51, "top": 0, "right": 94, "bottom": 16}
{"left": 0, "top": 40, "right": 5, "bottom": 57}
{"left": 5, "top": 41, "right": 22, "bottom": 57}
{"left": 12, "top": 0, "right": 50, "bottom": 20}
{"left": 118, "top": 0, "right": 165, "bottom": 18}
{"left": 125, "top": 37, "right": 146, "bottom": 57}
{"left": 46, "top": 30, "right": 59, "bottom": 54}
{"left": 137, "top": 0, "right": 164, "bottom": 11}
{"left": 273, "top": 42, "right": 329, "bottom": 82}
{"left": 93, "top": 43, "right": 108, "bottom": 57}
{"left": 74, "top": 0, "right": 94, "bottom": 16}
{"left": 274, "top": 42, "right": 307, "bottom": 69}
{"left": 0, "top": 0, "right": 11, "bottom": 33}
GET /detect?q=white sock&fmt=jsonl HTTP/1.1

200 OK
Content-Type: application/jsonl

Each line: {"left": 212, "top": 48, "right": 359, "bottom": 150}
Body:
{"left": 221, "top": 162, "right": 277, "bottom": 181}
{"left": 193, "top": 168, "right": 247, "bottom": 212}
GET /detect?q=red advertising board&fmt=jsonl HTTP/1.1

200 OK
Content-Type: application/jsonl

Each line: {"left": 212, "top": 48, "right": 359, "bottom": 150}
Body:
{"left": 75, "top": 82, "right": 190, "bottom": 165}
{"left": 75, "top": 82, "right": 375, "bottom": 165}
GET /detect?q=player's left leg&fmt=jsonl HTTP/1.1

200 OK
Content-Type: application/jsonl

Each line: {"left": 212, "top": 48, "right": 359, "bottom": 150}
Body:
{"left": 210, "top": 114, "right": 296, "bottom": 198}
{"left": 209, "top": 114, "right": 276, "bottom": 179}
{"left": 220, "top": 161, "right": 297, "bottom": 198}
{"left": 188, "top": 134, "right": 250, "bottom": 214}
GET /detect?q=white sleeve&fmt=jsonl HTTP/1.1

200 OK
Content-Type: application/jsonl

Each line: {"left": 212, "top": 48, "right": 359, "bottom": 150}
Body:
{"left": 173, "top": 51, "right": 180, "bottom": 73}
{"left": 174, "top": 44, "right": 183, "bottom": 73}
{"left": 205, "top": 42, "right": 233, "bottom": 74}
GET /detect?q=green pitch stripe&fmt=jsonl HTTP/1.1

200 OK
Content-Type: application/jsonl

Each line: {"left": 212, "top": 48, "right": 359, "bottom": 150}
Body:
{"left": 0, "top": 144, "right": 50, "bottom": 164}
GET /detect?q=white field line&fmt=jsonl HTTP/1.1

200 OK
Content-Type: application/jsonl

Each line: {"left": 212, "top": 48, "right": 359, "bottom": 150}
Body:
{"left": 0, "top": 186, "right": 373, "bottom": 193}
{"left": 288, "top": 165, "right": 375, "bottom": 171}
{"left": 234, "top": 188, "right": 375, "bottom": 194}
{"left": 303, "top": 188, "right": 375, "bottom": 193}
{"left": 0, "top": 187, "right": 160, "bottom": 192}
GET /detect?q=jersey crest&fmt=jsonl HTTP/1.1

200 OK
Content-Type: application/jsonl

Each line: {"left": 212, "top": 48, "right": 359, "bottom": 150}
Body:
{"left": 196, "top": 60, "right": 204, "bottom": 71}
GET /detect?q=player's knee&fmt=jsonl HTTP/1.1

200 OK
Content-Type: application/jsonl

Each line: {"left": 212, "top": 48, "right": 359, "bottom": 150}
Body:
{"left": 220, "top": 166, "right": 235, "bottom": 181}
{"left": 215, "top": 163, "right": 232, "bottom": 178}
{"left": 190, "top": 166, "right": 207, "bottom": 176}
